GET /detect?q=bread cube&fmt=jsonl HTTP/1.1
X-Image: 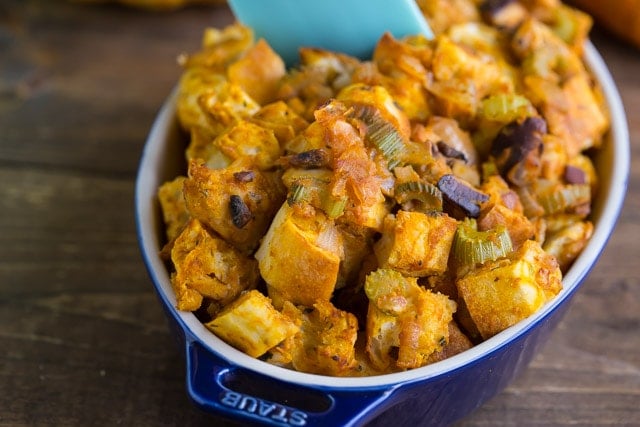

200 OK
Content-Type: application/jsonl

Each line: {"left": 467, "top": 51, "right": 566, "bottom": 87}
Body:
{"left": 185, "top": 125, "right": 232, "bottom": 169}
{"left": 170, "top": 219, "right": 259, "bottom": 311}
{"left": 280, "top": 300, "right": 359, "bottom": 376}
{"left": 183, "top": 160, "right": 286, "bottom": 254}
{"left": 540, "top": 73, "right": 609, "bottom": 157}
{"left": 543, "top": 220, "right": 593, "bottom": 273}
{"left": 337, "top": 83, "right": 411, "bottom": 141}
{"left": 456, "top": 240, "right": 562, "bottom": 339}
{"left": 425, "top": 321, "right": 473, "bottom": 364}
{"left": 478, "top": 203, "right": 535, "bottom": 250}
{"left": 249, "top": 101, "right": 309, "bottom": 145}
{"left": 228, "top": 39, "right": 286, "bottom": 105}
{"left": 365, "top": 269, "right": 457, "bottom": 371}
{"left": 206, "top": 290, "right": 299, "bottom": 358}
{"left": 428, "top": 35, "right": 514, "bottom": 120}
{"left": 254, "top": 203, "right": 343, "bottom": 308}
{"left": 212, "top": 120, "right": 282, "bottom": 170}
{"left": 181, "top": 23, "right": 253, "bottom": 71}
{"left": 374, "top": 211, "right": 458, "bottom": 276}
{"left": 176, "top": 67, "right": 259, "bottom": 135}
{"left": 157, "top": 176, "right": 189, "bottom": 243}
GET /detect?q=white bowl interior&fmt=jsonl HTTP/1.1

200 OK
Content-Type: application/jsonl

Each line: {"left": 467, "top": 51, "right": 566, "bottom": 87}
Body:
{"left": 135, "top": 42, "right": 629, "bottom": 389}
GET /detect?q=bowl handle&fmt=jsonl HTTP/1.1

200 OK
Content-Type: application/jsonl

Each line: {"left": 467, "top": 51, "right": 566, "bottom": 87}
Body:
{"left": 186, "top": 340, "right": 399, "bottom": 426}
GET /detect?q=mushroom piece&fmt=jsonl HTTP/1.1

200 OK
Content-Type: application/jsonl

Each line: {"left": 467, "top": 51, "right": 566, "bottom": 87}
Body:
{"left": 563, "top": 165, "right": 587, "bottom": 185}
{"left": 281, "top": 148, "right": 332, "bottom": 169}
{"left": 437, "top": 174, "right": 489, "bottom": 220}
{"left": 229, "top": 195, "right": 253, "bottom": 229}
{"left": 436, "top": 141, "right": 467, "bottom": 162}
{"left": 490, "top": 117, "right": 547, "bottom": 187}
{"left": 480, "top": 0, "right": 528, "bottom": 29}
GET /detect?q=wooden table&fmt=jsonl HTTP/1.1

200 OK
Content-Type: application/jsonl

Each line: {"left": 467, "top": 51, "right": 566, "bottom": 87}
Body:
{"left": 1, "top": 1, "right": 638, "bottom": 425}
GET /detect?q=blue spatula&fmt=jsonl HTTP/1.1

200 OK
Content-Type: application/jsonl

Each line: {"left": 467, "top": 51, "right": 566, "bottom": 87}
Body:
{"left": 227, "top": 0, "right": 434, "bottom": 66}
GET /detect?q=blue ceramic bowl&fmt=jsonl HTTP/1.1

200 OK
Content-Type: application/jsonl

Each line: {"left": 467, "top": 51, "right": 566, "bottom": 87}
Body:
{"left": 135, "top": 42, "right": 629, "bottom": 426}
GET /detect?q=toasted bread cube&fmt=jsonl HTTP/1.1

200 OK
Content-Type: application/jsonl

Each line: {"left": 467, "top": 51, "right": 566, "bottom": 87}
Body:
{"left": 206, "top": 290, "right": 299, "bottom": 358}
{"left": 374, "top": 211, "right": 458, "bottom": 277}
{"left": 371, "top": 33, "right": 432, "bottom": 122}
{"left": 177, "top": 68, "right": 259, "bottom": 135}
{"left": 158, "top": 176, "right": 189, "bottom": 243}
{"left": 337, "top": 83, "right": 411, "bottom": 141}
{"left": 478, "top": 202, "right": 535, "bottom": 250}
{"left": 428, "top": 35, "right": 514, "bottom": 120}
{"left": 540, "top": 73, "right": 608, "bottom": 157}
{"left": 477, "top": 175, "right": 536, "bottom": 249}
{"left": 249, "top": 101, "right": 309, "bottom": 145}
{"left": 312, "top": 100, "right": 391, "bottom": 230}
{"left": 212, "top": 120, "right": 282, "bottom": 170}
{"left": 255, "top": 203, "right": 343, "bottom": 308}
{"left": 183, "top": 160, "right": 286, "bottom": 254}
{"left": 456, "top": 240, "right": 562, "bottom": 339}
{"left": 543, "top": 220, "right": 593, "bottom": 273}
{"left": 185, "top": 125, "right": 232, "bottom": 169}
{"left": 280, "top": 300, "right": 359, "bottom": 376}
{"left": 425, "top": 321, "right": 474, "bottom": 364}
{"left": 518, "top": 239, "right": 563, "bottom": 298}
{"left": 170, "top": 219, "right": 259, "bottom": 311}
{"left": 228, "top": 39, "right": 285, "bottom": 105}
{"left": 365, "top": 307, "right": 398, "bottom": 372}
{"left": 181, "top": 23, "right": 254, "bottom": 71}
{"left": 365, "top": 269, "right": 456, "bottom": 371}
{"left": 457, "top": 259, "right": 543, "bottom": 339}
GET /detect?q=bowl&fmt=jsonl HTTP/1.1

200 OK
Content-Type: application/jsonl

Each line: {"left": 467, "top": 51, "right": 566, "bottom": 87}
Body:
{"left": 135, "top": 41, "right": 629, "bottom": 426}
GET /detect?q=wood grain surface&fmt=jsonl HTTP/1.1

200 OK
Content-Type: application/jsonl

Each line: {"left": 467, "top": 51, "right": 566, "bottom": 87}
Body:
{"left": 1, "top": 1, "right": 638, "bottom": 426}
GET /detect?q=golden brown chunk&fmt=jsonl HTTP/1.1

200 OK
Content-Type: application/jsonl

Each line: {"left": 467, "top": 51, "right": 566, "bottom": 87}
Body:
{"left": 183, "top": 160, "right": 286, "bottom": 254}
{"left": 365, "top": 269, "right": 456, "bottom": 371}
{"left": 157, "top": 176, "right": 189, "bottom": 243}
{"left": 276, "top": 47, "right": 360, "bottom": 121}
{"left": 176, "top": 68, "right": 259, "bottom": 136}
{"left": 255, "top": 204, "right": 344, "bottom": 308}
{"left": 538, "top": 73, "right": 608, "bottom": 158}
{"left": 170, "top": 219, "right": 259, "bottom": 311}
{"left": 280, "top": 300, "right": 359, "bottom": 376}
{"left": 249, "top": 101, "right": 310, "bottom": 145}
{"left": 479, "top": 176, "right": 535, "bottom": 249}
{"left": 374, "top": 211, "right": 458, "bottom": 277}
{"left": 314, "top": 100, "right": 390, "bottom": 230}
{"left": 543, "top": 220, "right": 593, "bottom": 273}
{"left": 425, "top": 321, "right": 473, "bottom": 364}
{"left": 206, "top": 290, "right": 299, "bottom": 358}
{"left": 366, "top": 33, "right": 433, "bottom": 122}
{"left": 180, "top": 24, "right": 254, "bottom": 71}
{"left": 416, "top": 0, "right": 481, "bottom": 35}
{"left": 456, "top": 240, "right": 562, "bottom": 339}
{"left": 427, "top": 29, "right": 515, "bottom": 122}
{"left": 211, "top": 120, "right": 282, "bottom": 170}
{"left": 228, "top": 39, "right": 286, "bottom": 105}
